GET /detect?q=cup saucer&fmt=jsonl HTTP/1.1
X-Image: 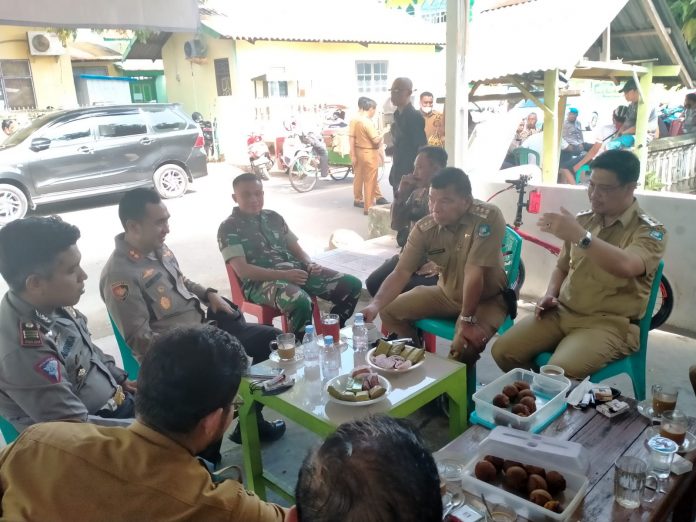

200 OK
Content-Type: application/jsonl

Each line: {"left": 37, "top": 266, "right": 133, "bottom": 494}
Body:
{"left": 269, "top": 350, "right": 304, "bottom": 364}
{"left": 637, "top": 399, "right": 655, "bottom": 419}
{"left": 644, "top": 426, "right": 696, "bottom": 454}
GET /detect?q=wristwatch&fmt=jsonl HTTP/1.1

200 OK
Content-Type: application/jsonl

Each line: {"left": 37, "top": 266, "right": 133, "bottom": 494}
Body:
{"left": 458, "top": 315, "right": 478, "bottom": 324}
{"left": 575, "top": 231, "right": 592, "bottom": 250}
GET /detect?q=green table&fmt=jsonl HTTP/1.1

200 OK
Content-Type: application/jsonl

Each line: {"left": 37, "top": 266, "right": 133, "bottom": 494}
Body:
{"left": 238, "top": 328, "right": 469, "bottom": 501}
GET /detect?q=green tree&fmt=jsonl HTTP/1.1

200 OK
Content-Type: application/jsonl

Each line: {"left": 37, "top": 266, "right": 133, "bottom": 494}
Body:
{"left": 666, "top": 0, "right": 696, "bottom": 58}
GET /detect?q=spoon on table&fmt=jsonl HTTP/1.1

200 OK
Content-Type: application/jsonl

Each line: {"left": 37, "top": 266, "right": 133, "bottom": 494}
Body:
{"left": 442, "top": 493, "right": 464, "bottom": 518}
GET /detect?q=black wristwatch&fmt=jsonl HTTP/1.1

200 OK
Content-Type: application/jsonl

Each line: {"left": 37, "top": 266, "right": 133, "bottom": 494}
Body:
{"left": 575, "top": 231, "right": 592, "bottom": 250}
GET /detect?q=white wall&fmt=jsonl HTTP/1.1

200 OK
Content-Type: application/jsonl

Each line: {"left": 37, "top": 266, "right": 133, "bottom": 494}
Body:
{"left": 473, "top": 179, "right": 695, "bottom": 333}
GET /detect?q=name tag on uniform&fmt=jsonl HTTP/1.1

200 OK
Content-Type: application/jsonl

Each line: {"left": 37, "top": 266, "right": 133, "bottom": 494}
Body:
{"left": 144, "top": 272, "right": 163, "bottom": 288}
{"left": 428, "top": 248, "right": 446, "bottom": 255}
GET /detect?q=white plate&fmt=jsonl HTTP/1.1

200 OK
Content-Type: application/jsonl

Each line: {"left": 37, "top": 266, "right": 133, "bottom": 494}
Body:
{"left": 644, "top": 426, "right": 696, "bottom": 454}
{"left": 269, "top": 349, "right": 304, "bottom": 363}
{"left": 365, "top": 347, "right": 426, "bottom": 374}
{"left": 325, "top": 372, "right": 391, "bottom": 407}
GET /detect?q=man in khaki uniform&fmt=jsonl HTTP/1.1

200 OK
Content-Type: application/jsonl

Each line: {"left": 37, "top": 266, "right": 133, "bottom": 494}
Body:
{"left": 0, "top": 217, "right": 134, "bottom": 433}
{"left": 0, "top": 326, "right": 288, "bottom": 522}
{"left": 363, "top": 168, "right": 509, "bottom": 365}
{"left": 493, "top": 150, "right": 667, "bottom": 378}
{"left": 100, "top": 188, "right": 285, "bottom": 444}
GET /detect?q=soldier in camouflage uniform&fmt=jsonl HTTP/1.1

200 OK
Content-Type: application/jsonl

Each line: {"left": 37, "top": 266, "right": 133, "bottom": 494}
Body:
{"left": 0, "top": 217, "right": 134, "bottom": 433}
{"left": 218, "top": 174, "right": 362, "bottom": 336}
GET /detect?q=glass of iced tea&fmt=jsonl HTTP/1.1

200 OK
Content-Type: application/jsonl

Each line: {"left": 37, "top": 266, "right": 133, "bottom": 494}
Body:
{"left": 651, "top": 384, "right": 678, "bottom": 416}
{"left": 320, "top": 313, "right": 340, "bottom": 342}
{"left": 659, "top": 410, "right": 688, "bottom": 446}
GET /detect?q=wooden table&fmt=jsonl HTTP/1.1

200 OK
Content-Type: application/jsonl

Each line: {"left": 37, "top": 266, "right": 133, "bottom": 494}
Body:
{"left": 238, "top": 327, "right": 469, "bottom": 502}
{"left": 436, "top": 399, "right": 696, "bottom": 521}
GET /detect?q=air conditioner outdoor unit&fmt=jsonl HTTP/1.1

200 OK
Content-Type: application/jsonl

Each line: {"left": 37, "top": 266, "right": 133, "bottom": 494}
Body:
{"left": 27, "top": 32, "right": 65, "bottom": 56}
{"left": 184, "top": 39, "right": 207, "bottom": 60}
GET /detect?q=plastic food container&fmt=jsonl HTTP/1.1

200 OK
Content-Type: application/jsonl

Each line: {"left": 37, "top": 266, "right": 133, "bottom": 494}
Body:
{"left": 472, "top": 368, "right": 570, "bottom": 432}
{"left": 460, "top": 427, "right": 590, "bottom": 521}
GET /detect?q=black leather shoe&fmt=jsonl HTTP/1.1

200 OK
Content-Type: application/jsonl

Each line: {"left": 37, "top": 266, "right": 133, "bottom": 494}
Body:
{"left": 375, "top": 197, "right": 390, "bottom": 205}
{"left": 228, "top": 419, "right": 286, "bottom": 444}
{"left": 353, "top": 201, "right": 364, "bottom": 208}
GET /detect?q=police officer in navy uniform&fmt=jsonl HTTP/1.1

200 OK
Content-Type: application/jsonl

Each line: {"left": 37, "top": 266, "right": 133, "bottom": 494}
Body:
{"left": 0, "top": 217, "right": 134, "bottom": 433}
{"left": 100, "top": 188, "right": 285, "bottom": 444}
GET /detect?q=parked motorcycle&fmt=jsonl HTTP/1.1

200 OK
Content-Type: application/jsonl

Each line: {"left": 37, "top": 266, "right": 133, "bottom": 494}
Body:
{"left": 191, "top": 112, "right": 214, "bottom": 159}
{"left": 247, "top": 132, "right": 273, "bottom": 180}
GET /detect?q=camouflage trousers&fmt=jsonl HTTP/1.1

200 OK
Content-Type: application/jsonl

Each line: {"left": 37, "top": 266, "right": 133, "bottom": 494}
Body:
{"left": 245, "top": 265, "right": 362, "bottom": 336}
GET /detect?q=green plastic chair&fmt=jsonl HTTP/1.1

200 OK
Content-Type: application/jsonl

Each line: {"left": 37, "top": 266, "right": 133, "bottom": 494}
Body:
{"left": 414, "top": 227, "right": 523, "bottom": 406}
{"left": 534, "top": 260, "right": 664, "bottom": 401}
{"left": 512, "top": 147, "right": 541, "bottom": 166}
{"left": 0, "top": 415, "right": 19, "bottom": 444}
{"left": 109, "top": 315, "right": 140, "bottom": 379}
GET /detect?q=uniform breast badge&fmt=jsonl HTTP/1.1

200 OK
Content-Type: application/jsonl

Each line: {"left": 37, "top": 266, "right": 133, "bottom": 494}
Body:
{"left": 160, "top": 296, "right": 172, "bottom": 310}
{"left": 19, "top": 321, "right": 43, "bottom": 347}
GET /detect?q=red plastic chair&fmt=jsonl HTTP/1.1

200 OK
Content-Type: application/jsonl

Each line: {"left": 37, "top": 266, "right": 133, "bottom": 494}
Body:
{"left": 225, "top": 263, "right": 320, "bottom": 332}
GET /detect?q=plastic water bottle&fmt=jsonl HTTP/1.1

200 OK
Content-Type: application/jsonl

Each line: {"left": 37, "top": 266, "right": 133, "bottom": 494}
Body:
{"left": 302, "top": 325, "right": 319, "bottom": 366}
{"left": 352, "top": 313, "right": 369, "bottom": 353}
{"left": 322, "top": 335, "right": 340, "bottom": 375}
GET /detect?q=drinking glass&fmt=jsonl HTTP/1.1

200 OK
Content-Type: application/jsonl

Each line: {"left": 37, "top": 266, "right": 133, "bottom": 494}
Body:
{"left": 659, "top": 410, "right": 688, "bottom": 446}
{"left": 651, "top": 384, "right": 678, "bottom": 417}
{"left": 320, "top": 313, "right": 340, "bottom": 341}
{"left": 613, "top": 456, "right": 657, "bottom": 509}
{"left": 269, "top": 333, "right": 296, "bottom": 360}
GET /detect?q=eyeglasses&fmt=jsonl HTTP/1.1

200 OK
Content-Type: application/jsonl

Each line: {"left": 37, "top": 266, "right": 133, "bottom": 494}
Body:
{"left": 587, "top": 181, "right": 625, "bottom": 195}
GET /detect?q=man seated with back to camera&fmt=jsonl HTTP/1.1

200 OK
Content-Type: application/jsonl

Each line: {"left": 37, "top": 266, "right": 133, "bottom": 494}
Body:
{"left": 288, "top": 415, "right": 443, "bottom": 522}
{"left": 0, "top": 325, "right": 287, "bottom": 522}
{"left": 0, "top": 216, "right": 134, "bottom": 433}
{"left": 492, "top": 150, "right": 667, "bottom": 378}
{"left": 366, "top": 146, "right": 448, "bottom": 297}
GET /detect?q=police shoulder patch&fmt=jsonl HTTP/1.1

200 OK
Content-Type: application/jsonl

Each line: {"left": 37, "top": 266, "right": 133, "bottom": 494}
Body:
{"left": 34, "top": 355, "right": 61, "bottom": 383}
{"left": 111, "top": 282, "right": 129, "bottom": 301}
{"left": 649, "top": 230, "right": 664, "bottom": 241}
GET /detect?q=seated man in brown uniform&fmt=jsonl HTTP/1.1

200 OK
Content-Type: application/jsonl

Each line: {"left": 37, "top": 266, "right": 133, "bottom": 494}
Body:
{"left": 493, "top": 150, "right": 667, "bottom": 378}
{"left": 0, "top": 326, "right": 288, "bottom": 522}
{"left": 362, "top": 168, "right": 509, "bottom": 365}
{"left": 0, "top": 217, "right": 134, "bottom": 433}
{"left": 100, "top": 188, "right": 284, "bottom": 443}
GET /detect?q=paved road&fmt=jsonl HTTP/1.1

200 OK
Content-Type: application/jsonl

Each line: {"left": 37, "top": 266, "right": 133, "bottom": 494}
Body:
{"left": 0, "top": 163, "right": 393, "bottom": 338}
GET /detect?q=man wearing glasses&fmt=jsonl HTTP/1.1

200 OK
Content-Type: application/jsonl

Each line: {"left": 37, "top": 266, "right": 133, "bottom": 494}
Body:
{"left": 493, "top": 150, "right": 667, "bottom": 379}
{"left": 386, "top": 77, "right": 427, "bottom": 196}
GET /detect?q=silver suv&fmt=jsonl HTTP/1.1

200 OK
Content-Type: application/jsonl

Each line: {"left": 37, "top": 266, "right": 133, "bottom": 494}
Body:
{"left": 0, "top": 104, "right": 208, "bottom": 224}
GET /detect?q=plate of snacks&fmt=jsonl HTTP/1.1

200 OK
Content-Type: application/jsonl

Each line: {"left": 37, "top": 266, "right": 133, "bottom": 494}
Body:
{"left": 326, "top": 366, "right": 391, "bottom": 407}
{"left": 366, "top": 340, "right": 426, "bottom": 373}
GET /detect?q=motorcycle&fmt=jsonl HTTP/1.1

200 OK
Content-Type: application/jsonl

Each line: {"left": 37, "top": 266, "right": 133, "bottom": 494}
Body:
{"left": 191, "top": 112, "right": 214, "bottom": 159}
{"left": 246, "top": 132, "right": 273, "bottom": 180}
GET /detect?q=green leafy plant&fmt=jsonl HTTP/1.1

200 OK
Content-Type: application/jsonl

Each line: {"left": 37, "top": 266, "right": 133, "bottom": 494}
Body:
{"left": 666, "top": 0, "right": 696, "bottom": 58}
{"left": 644, "top": 171, "right": 665, "bottom": 191}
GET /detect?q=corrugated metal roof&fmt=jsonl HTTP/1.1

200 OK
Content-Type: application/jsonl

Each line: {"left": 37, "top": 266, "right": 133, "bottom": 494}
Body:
{"left": 467, "top": 0, "right": 629, "bottom": 82}
{"left": 200, "top": 0, "right": 445, "bottom": 45}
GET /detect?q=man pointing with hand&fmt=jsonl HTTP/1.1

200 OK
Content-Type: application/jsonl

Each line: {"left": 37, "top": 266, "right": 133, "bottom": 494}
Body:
{"left": 492, "top": 150, "right": 667, "bottom": 379}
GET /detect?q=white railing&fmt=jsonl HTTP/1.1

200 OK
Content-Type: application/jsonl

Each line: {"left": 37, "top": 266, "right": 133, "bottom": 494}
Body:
{"left": 647, "top": 134, "right": 696, "bottom": 193}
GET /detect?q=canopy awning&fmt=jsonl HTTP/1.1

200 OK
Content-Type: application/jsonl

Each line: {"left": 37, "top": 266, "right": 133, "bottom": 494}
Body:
{"left": 0, "top": 0, "right": 199, "bottom": 32}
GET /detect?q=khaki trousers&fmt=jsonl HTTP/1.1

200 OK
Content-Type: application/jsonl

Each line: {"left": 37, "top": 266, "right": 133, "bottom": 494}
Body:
{"left": 491, "top": 307, "right": 639, "bottom": 379}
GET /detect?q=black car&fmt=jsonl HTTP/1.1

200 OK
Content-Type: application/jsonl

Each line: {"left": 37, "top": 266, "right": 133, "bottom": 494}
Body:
{"left": 0, "top": 104, "right": 208, "bottom": 224}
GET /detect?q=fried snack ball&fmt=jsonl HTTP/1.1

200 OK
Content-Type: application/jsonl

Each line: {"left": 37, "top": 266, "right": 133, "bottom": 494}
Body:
{"left": 544, "top": 500, "right": 563, "bottom": 513}
{"left": 527, "top": 473, "right": 548, "bottom": 494}
{"left": 484, "top": 455, "right": 505, "bottom": 472}
{"left": 513, "top": 380, "right": 531, "bottom": 391}
{"left": 503, "top": 465, "right": 528, "bottom": 491}
{"left": 493, "top": 393, "right": 511, "bottom": 408}
{"left": 524, "top": 464, "right": 546, "bottom": 478}
{"left": 519, "top": 396, "right": 537, "bottom": 413}
{"left": 502, "top": 384, "right": 519, "bottom": 399}
{"left": 502, "top": 460, "right": 524, "bottom": 472}
{"left": 474, "top": 460, "right": 498, "bottom": 483}
{"left": 529, "top": 489, "right": 553, "bottom": 506}
{"left": 517, "top": 389, "right": 537, "bottom": 400}
{"left": 511, "top": 403, "right": 531, "bottom": 417}
{"left": 546, "top": 470, "right": 567, "bottom": 495}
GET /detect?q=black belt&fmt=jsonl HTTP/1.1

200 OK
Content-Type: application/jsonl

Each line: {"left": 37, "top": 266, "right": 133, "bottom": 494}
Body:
{"left": 629, "top": 318, "right": 640, "bottom": 326}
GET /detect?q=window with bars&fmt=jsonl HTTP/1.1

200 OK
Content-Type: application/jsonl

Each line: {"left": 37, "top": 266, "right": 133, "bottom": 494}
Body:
{"left": 214, "top": 58, "right": 231, "bottom": 96}
{"left": 0, "top": 60, "right": 36, "bottom": 109}
{"left": 356, "top": 61, "right": 388, "bottom": 94}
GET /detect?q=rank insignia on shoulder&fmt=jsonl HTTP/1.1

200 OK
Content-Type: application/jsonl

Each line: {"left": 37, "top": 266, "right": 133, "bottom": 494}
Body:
{"left": 639, "top": 213, "right": 662, "bottom": 228}
{"left": 649, "top": 230, "right": 664, "bottom": 241}
{"left": 19, "top": 321, "right": 43, "bottom": 347}
{"left": 418, "top": 216, "right": 437, "bottom": 231}
{"left": 478, "top": 223, "right": 491, "bottom": 238}
{"left": 111, "top": 282, "right": 129, "bottom": 301}
{"left": 34, "top": 356, "right": 61, "bottom": 383}
{"left": 577, "top": 209, "right": 593, "bottom": 216}
{"left": 470, "top": 204, "right": 491, "bottom": 219}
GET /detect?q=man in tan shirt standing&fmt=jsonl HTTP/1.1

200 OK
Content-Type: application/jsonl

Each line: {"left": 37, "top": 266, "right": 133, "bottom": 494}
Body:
{"left": 493, "top": 150, "right": 667, "bottom": 378}
{"left": 362, "top": 168, "right": 509, "bottom": 365}
{"left": 0, "top": 325, "right": 288, "bottom": 522}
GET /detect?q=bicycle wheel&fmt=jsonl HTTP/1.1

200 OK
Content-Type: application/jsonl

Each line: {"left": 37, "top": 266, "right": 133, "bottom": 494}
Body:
{"left": 288, "top": 155, "right": 319, "bottom": 193}
{"left": 329, "top": 165, "right": 351, "bottom": 180}
{"left": 650, "top": 275, "right": 673, "bottom": 330}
